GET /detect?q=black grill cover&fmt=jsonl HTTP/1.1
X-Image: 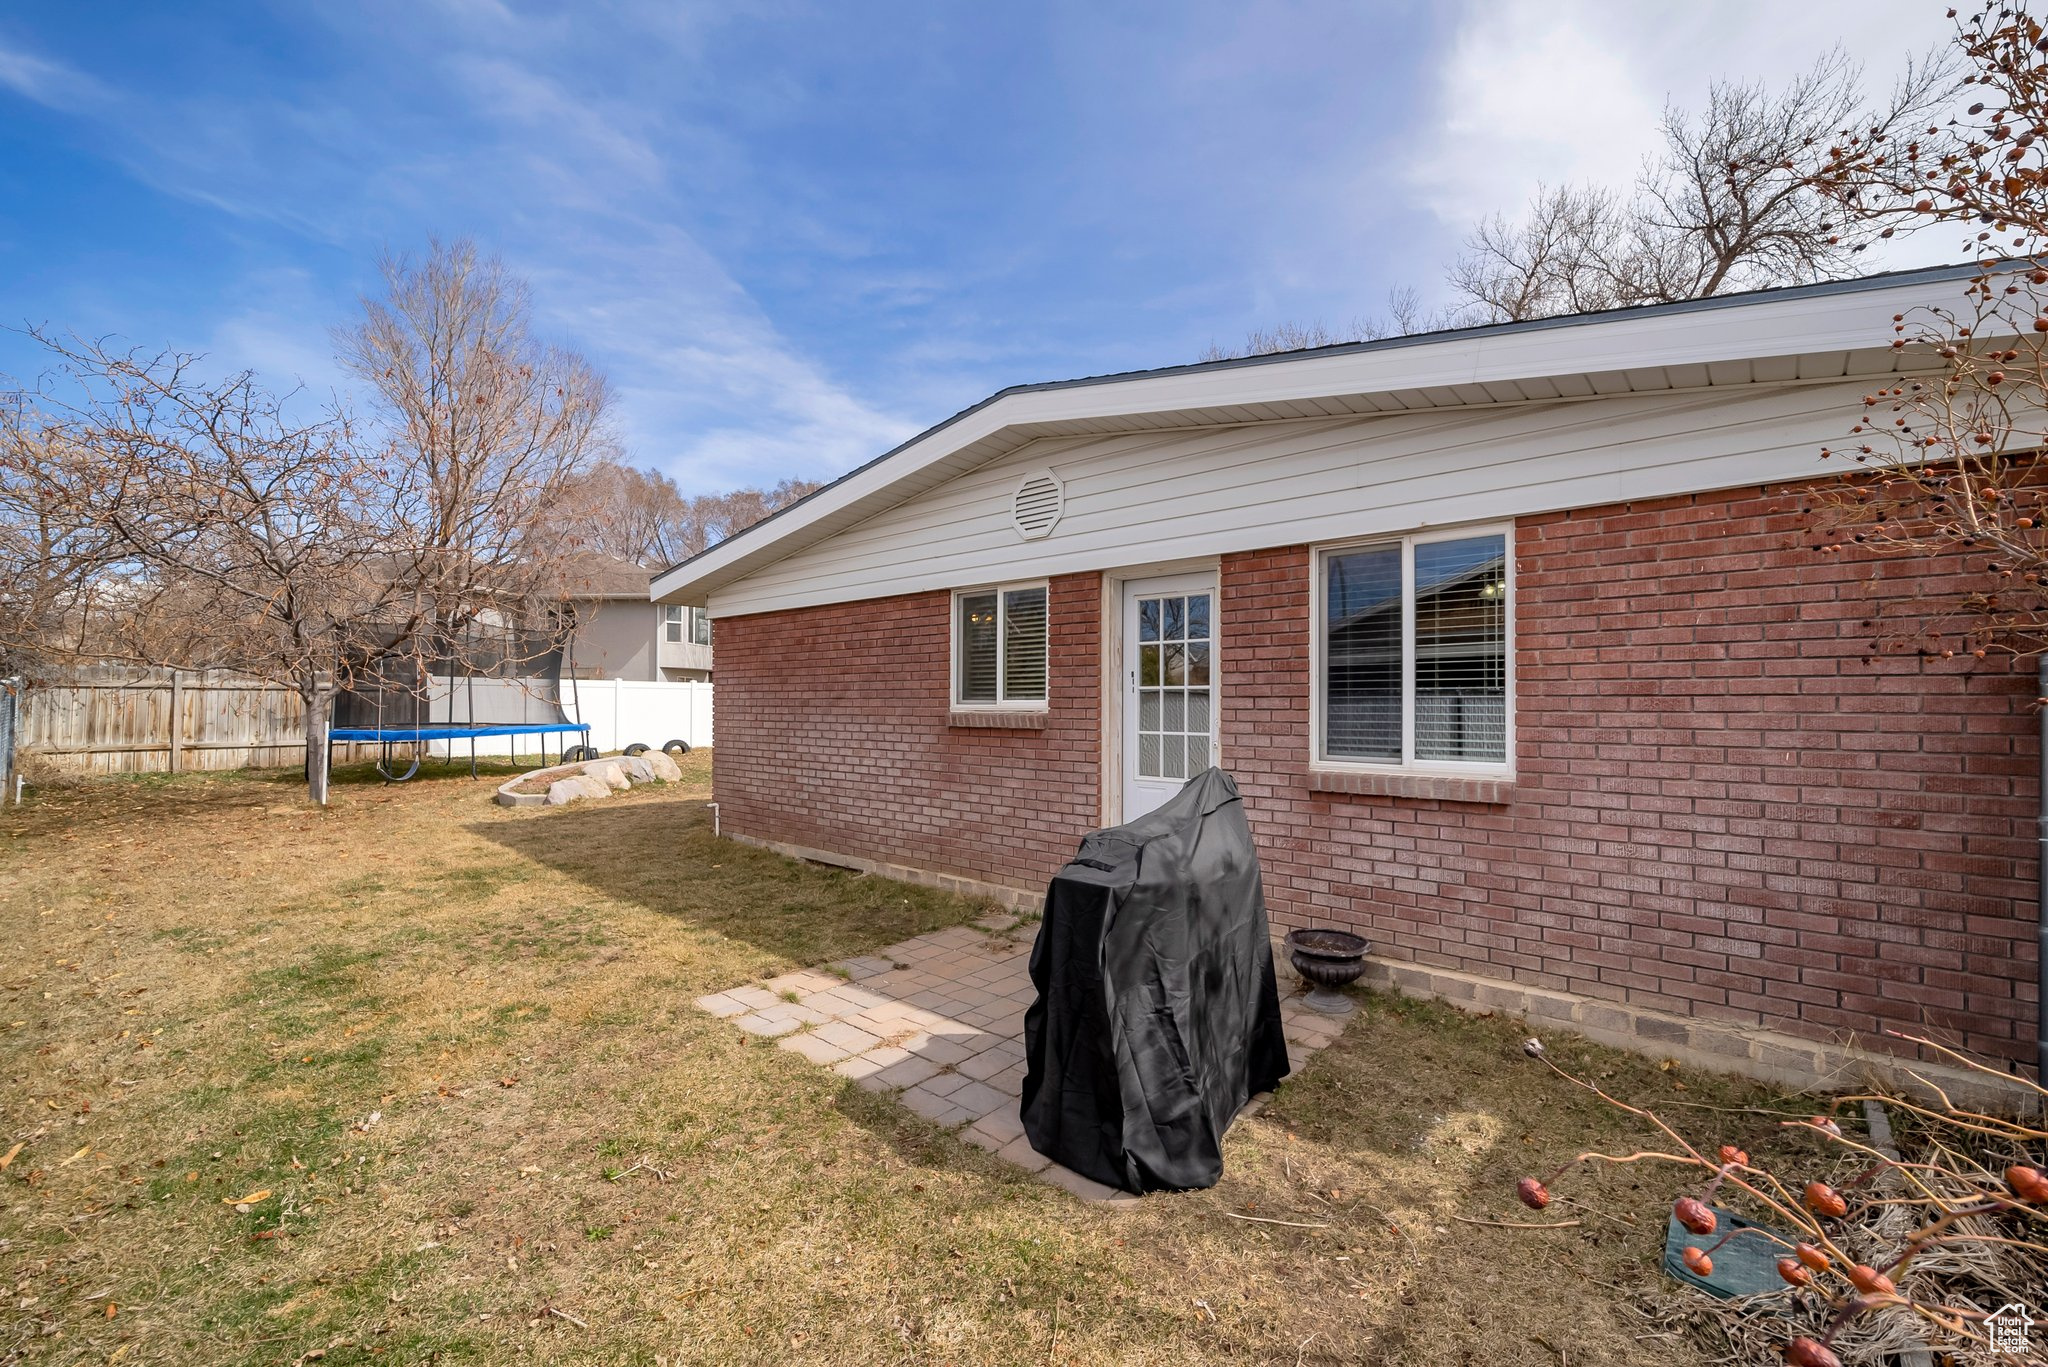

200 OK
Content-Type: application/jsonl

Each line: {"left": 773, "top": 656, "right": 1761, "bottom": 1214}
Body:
{"left": 1020, "top": 768, "right": 1290, "bottom": 1194}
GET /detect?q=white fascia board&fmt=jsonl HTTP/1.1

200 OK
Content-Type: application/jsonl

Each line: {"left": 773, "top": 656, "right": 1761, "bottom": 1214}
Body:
{"left": 648, "top": 263, "right": 1997, "bottom": 607}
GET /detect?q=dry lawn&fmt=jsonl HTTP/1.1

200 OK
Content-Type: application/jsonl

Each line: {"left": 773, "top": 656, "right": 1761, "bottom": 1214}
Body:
{"left": 2, "top": 756, "right": 1823, "bottom": 1365}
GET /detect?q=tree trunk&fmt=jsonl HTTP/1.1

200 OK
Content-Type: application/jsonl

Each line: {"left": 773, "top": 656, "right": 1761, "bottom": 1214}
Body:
{"left": 303, "top": 673, "right": 335, "bottom": 806}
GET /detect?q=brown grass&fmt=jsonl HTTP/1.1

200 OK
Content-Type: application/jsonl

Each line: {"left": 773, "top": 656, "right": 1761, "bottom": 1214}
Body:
{"left": 2, "top": 756, "right": 1816, "bottom": 1365}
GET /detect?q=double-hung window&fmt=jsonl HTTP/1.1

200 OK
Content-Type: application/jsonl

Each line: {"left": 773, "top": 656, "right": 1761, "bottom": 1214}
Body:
{"left": 953, "top": 583, "right": 1049, "bottom": 708}
{"left": 1314, "top": 527, "right": 1511, "bottom": 771}
{"left": 663, "top": 605, "right": 685, "bottom": 643}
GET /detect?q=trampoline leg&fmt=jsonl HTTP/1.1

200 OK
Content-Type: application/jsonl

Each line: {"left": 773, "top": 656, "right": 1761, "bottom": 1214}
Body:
{"left": 469, "top": 735, "right": 477, "bottom": 781}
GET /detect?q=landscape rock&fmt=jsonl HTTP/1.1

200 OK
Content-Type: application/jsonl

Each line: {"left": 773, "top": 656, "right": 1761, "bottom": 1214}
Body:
{"left": 645, "top": 750, "right": 683, "bottom": 782}
{"left": 588, "top": 759, "right": 631, "bottom": 791}
{"left": 619, "top": 755, "right": 657, "bottom": 785}
{"left": 545, "top": 773, "right": 613, "bottom": 805}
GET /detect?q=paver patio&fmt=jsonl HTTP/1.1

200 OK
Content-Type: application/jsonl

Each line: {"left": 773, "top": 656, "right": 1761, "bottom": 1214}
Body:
{"left": 694, "top": 910, "right": 1354, "bottom": 1203}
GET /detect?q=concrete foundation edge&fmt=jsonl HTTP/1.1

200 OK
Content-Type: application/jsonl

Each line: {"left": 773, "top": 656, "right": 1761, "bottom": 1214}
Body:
{"left": 722, "top": 832, "right": 2037, "bottom": 1109}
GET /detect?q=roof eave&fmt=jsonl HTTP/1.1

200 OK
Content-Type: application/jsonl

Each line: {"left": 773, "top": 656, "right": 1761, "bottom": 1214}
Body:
{"left": 650, "top": 260, "right": 2003, "bottom": 608}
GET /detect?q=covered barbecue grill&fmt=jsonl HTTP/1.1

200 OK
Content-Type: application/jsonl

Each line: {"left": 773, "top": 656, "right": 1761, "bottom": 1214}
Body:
{"left": 1020, "top": 768, "right": 1290, "bottom": 1194}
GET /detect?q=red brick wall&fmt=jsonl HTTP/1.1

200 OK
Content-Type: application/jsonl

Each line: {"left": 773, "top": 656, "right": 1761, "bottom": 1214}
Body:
{"left": 712, "top": 487, "right": 2038, "bottom": 1067}
{"left": 711, "top": 572, "right": 1102, "bottom": 892}
{"left": 1223, "top": 486, "right": 2040, "bottom": 1067}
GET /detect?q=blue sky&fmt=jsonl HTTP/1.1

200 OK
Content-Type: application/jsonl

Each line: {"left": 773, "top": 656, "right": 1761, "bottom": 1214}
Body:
{"left": 0, "top": 1, "right": 1956, "bottom": 495}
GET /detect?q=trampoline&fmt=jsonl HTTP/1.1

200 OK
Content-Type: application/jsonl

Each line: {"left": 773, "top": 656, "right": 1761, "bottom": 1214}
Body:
{"left": 329, "top": 624, "right": 591, "bottom": 782}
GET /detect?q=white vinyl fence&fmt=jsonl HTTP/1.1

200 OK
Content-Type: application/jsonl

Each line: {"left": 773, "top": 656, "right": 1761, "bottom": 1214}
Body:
{"left": 415, "top": 677, "right": 712, "bottom": 758}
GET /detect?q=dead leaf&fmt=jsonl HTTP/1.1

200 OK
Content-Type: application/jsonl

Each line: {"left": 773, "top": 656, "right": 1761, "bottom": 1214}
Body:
{"left": 0, "top": 1142, "right": 22, "bottom": 1170}
{"left": 223, "top": 1188, "right": 273, "bottom": 1206}
{"left": 58, "top": 1144, "right": 91, "bottom": 1167}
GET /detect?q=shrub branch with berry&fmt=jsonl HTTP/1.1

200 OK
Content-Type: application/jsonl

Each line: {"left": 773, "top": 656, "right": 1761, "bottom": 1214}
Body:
{"left": 1514, "top": 1036, "right": 2045, "bottom": 1365}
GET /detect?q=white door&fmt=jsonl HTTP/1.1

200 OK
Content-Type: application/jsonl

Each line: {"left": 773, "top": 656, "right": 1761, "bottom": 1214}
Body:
{"left": 1121, "top": 574, "right": 1218, "bottom": 823}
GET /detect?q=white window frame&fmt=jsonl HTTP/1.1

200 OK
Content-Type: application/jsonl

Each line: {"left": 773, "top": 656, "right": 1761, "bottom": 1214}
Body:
{"left": 1309, "top": 523, "right": 1514, "bottom": 777}
{"left": 950, "top": 580, "right": 1051, "bottom": 710}
{"left": 663, "top": 604, "right": 684, "bottom": 644}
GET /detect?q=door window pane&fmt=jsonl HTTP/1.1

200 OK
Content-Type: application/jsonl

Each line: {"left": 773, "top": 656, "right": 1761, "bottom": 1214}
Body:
{"left": 1324, "top": 544, "right": 1402, "bottom": 760}
{"left": 1135, "top": 589, "right": 1216, "bottom": 790}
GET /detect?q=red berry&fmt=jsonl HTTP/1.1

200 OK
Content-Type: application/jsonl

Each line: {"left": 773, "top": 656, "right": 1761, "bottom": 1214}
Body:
{"left": 1796, "top": 1243, "right": 1831, "bottom": 1272}
{"left": 1674, "top": 1197, "right": 1717, "bottom": 1236}
{"left": 1776, "top": 1257, "right": 1811, "bottom": 1287}
{"left": 1516, "top": 1177, "right": 1550, "bottom": 1210}
{"left": 1847, "top": 1264, "right": 1896, "bottom": 1295}
{"left": 1718, "top": 1145, "right": 1749, "bottom": 1166}
{"left": 1804, "top": 1182, "right": 1848, "bottom": 1218}
{"left": 2007, "top": 1164, "right": 2048, "bottom": 1203}
{"left": 1783, "top": 1338, "right": 1843, "bottom": 1367}
{"left": 1682, "top": 1245, "right": 1713, "bottom": 1277}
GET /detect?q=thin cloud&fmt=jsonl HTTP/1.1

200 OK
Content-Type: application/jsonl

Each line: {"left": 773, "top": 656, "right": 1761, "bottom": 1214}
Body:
{"left": 0, "top": 39, "right": 110, "bottom": 112}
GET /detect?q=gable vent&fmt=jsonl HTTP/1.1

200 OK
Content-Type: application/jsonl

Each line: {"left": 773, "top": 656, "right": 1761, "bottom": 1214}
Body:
{"left": 1011, "top": 469, "right": 1066, "bottom": 540}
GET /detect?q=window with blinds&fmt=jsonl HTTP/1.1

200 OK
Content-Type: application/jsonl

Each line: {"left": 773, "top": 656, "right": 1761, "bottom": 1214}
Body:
{"left": 1318, "top": 529, "right": 1510, "bottom": 769}
{"left": 955, "top": 583, "right": 1049, "bottom": 707}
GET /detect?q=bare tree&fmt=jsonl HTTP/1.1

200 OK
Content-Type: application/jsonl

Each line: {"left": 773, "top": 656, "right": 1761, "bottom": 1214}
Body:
{"left": 1449, "top": 49, "right": 1956, "bottom": 323}
{"left": 1198, "top": 288, "right": 1460, "bottom": 361}
{"left": 559, "top": 461, "right": 823, "bottom": 565}
{"left": 1, "top": 239, "right": 617, "bottom": 803}
{"left": 0, "top": 338, "right": 406, "bottom": 802}
{"left": 337, "top": 239, "right": 614, "bottom": 643}
{"left": 1451, "top": 184, "right": 1635, "bottom": 321}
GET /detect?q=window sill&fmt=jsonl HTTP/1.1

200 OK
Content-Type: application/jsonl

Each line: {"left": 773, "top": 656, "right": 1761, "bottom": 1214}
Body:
{"left": 948, "top": 709, "right": 1049, "bottom": 730}
{"left": 1308, "top": 766, "right": 1513, "bottom": 805}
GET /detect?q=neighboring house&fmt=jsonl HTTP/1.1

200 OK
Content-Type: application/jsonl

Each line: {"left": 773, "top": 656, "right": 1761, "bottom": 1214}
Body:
{"left": 560, "top": 554, "right": 713, "bottom": 682}
{"left": 651, "top": 262, "right": 2041, "bottom": 1094}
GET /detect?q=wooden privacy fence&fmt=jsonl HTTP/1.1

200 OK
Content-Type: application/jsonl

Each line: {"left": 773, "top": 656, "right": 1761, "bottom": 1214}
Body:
{"left": 19, "top": 668, "right": 324, "bottom": 776}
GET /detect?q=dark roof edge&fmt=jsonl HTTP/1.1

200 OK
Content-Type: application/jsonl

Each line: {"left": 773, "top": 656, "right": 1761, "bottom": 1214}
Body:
{"left": 652, "top": 258, "right": 1998, "bottom": 584}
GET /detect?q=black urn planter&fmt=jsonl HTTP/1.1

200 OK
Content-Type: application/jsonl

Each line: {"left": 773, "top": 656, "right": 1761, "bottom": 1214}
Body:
{"left": 1283, "top": 928, "right": 1371, "bottom": 1016}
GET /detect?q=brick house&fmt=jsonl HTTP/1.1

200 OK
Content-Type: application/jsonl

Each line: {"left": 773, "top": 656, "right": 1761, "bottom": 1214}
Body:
{"left": 653, "top": 263, "right": 2041, "bottom": 1093}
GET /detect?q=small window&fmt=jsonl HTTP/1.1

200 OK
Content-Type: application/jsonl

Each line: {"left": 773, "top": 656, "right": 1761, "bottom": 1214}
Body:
{"left": 663, "top": 605, "right": 684, "bottom": 643}
{"left": 690, "top": 608, "right": 712, "bottom": 647}
{"left": 1316, "top": 528, "right": 1510, "bottom": 770}
{"left": 954, "top": 583, "right": 1048, "bottom": 707}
